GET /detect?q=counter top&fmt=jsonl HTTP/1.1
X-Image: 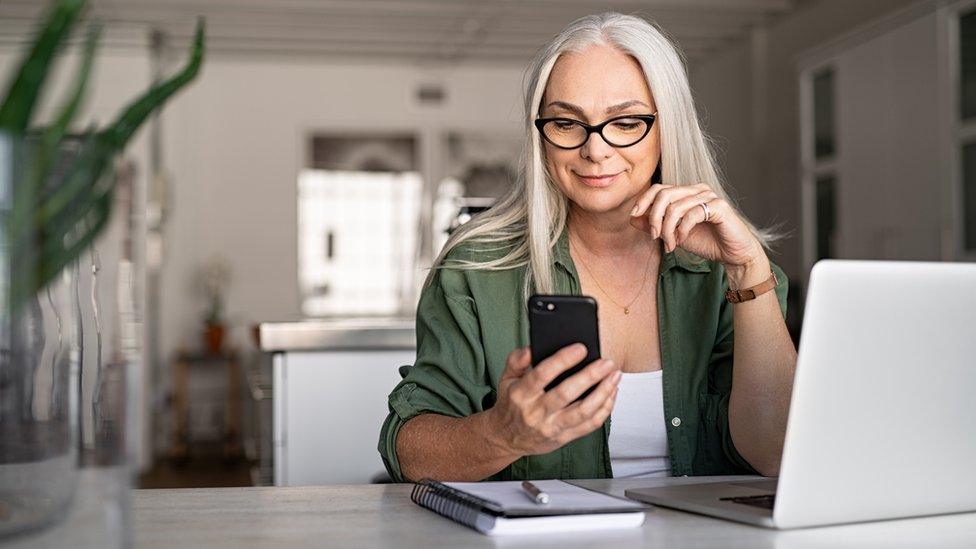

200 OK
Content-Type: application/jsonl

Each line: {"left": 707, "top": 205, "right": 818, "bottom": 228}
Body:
{"left": 131, "top": 476, "right": 976, "bottom": 548}
{"left": 258, "top": 318, "right": 414, "bottom": 352}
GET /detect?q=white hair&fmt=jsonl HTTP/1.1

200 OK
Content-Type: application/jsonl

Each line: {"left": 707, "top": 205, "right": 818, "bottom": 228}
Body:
{"left": 426, "top": 11, "right": 778, "bottom": 299}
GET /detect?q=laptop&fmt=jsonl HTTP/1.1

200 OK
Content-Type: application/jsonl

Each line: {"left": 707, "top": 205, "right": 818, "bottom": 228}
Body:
{"left": 626, "top": 260, "right": 976, "bottom": 529}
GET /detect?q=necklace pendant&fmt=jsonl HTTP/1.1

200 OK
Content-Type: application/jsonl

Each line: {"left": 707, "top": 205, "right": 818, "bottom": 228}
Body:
{"left": 624, "top": 307, "right": 630, "bottom": 315}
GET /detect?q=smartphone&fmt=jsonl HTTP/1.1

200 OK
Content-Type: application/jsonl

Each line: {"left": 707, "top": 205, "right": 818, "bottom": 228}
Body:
{"left": 528, "top": 294, "right": 602, "bottom": 400}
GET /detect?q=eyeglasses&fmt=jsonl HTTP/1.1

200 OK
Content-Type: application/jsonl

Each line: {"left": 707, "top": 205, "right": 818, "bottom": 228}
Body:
{"left": 534, "top": 113, "right": 657, "bottom": 150}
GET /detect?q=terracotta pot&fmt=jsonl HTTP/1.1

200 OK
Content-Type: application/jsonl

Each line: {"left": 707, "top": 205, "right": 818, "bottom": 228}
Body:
{"left": 203, "top": 323, "right": 225, "bottom": 355}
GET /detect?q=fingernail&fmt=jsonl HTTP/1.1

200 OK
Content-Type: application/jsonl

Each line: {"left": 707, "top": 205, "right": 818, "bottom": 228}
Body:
{"left": 604, "top": 359, "right": 615, "bottom": 368}
{"left": 573, "top": 342, "right": 587, "bottom": 353}
{"left": 631, "top": 204, "right": 639, "bottom": 216}
{"left": 651, "top": 227, "right": 659, "bottom": 239}
{"left": 613, "top": 371, "right": 623, "bottom": 382}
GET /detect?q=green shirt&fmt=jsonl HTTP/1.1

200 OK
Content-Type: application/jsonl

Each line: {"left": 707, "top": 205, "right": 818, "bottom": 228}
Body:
{"left": 378, "top": 229, "right": 788, "bottom": 482}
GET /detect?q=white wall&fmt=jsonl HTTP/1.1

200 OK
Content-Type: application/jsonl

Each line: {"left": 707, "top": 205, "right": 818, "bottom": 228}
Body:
{"left": 692, "top": 44, "right": 759, "bottom": 213}
{"left": 157, "top": 55, "right": 525, "bottom": 405}
{"left": 690, "top": 0, "right": 922, "bottom": 283}
{"left": 828, "top": 11, "right": 942, "bottom": 262}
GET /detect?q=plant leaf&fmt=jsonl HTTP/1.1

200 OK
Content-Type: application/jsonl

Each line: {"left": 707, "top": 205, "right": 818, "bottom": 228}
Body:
{"left": 36, "top": 185, "right": 113, "bottom": 290}
{"left": 0, "top": 0, "right": 87, "bottom": 133}
{"left": 41, "top": 24, "right": 101, "bottom": 161}
{"left": 22, "top": 23, "right": 101, "bottom": 219}
{"left": 34, "top": 130, "right": 111, "bottom": 226}
{"left": 10, "top": 15, "right": 206, "bottom": 312}
{"left": 103, "top": 17, "right": 205, "bottom": 148}
{"left": 38, "top": 151, "right": 112, "bottom": 249}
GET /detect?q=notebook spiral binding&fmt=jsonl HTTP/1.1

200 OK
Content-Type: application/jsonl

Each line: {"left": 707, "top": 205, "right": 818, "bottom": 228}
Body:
{"left": 410, "top": 479, "right": 504, "bottom": 530}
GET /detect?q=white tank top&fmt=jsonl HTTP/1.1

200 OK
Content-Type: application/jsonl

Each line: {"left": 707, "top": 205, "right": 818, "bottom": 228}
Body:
{"left": 608, "top": 370, "right": 672, "bottom": 478}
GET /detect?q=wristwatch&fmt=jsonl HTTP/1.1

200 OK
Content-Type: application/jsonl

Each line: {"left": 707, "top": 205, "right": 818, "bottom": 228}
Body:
{"left": 725, "top": 270, "right": 778, "bottom": 304}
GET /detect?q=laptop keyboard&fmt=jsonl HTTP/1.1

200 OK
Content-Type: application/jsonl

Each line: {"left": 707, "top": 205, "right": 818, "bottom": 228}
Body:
{"left": 720, "top": 494, "right": 776, "bottom": 510}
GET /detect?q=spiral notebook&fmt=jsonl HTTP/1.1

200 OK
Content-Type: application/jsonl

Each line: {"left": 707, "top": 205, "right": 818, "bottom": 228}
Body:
{"left": 410, "top": 479, "right": 647, "bottom": 535}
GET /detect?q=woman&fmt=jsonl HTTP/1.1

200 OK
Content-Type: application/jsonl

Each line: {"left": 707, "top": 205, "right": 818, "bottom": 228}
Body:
{"left": 378, "top": 12, "right": 797, "bottom": 482}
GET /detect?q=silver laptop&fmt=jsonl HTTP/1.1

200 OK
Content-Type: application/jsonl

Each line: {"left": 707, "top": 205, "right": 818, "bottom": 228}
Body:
{"left": 626, "top": 260, "right": 976, "bottom": 529}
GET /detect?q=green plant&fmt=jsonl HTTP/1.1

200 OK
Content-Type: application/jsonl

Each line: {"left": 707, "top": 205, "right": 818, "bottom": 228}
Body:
{"left": 0, "top": 0, "right": 206, "bottom": 313}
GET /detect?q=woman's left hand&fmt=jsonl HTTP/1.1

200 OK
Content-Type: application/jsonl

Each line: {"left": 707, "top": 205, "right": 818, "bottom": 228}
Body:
{"left": 629, "top": 183, "right": 764, "bottom": 271}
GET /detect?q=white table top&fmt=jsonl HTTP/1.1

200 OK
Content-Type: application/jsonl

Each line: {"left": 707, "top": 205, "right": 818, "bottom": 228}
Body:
{"left": 131, "top": 475, "right": 976, "bottom": 548}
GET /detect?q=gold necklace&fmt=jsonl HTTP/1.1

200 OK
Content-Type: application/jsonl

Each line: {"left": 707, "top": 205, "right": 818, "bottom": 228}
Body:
{"left": 570, "top": 237, "right": 654, "bottom": 315}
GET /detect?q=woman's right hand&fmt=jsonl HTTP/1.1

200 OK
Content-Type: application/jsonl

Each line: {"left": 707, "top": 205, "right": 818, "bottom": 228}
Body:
{"left": 485, "top": 343, "right": 621, "bottom": 457}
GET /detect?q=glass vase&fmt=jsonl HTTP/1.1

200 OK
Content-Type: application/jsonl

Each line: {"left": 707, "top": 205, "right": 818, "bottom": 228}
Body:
{"left": 0, "top": 132, "right": 143, "bottom": 547}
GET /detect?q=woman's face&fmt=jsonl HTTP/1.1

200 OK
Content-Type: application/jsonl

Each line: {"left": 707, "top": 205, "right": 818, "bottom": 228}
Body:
{"left": 539, "top": 44, "right": 660, "bottom": 215}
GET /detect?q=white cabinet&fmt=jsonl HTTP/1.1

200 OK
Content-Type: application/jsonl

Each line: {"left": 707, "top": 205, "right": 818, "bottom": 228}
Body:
{"left": 272, "top": 349, "right": 413, "bottom": 486}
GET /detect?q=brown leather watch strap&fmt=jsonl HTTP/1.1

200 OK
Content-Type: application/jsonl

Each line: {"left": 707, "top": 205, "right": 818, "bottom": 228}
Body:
{"left": 725, "top": 270, "right": 778, "bottom": 304}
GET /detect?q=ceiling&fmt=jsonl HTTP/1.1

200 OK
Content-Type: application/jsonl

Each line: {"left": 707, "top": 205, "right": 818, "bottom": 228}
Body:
{"left": 0, "top": 0, "right": 805, "bottom": 66}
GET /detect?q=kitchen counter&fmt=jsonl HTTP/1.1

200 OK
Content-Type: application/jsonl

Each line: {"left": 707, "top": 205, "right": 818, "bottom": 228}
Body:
{"left": 258, "top": 318, "right": 416, "bottom": 485}
{"left": 258, "top": 318, "right": 414, "bottom": 352}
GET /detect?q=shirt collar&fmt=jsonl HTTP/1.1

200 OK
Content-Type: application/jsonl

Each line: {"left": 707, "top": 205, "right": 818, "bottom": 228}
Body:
{"left": 553, "top": 226, "right": 711, "bottom": 275}
{"left": 553, "top": 227, "right": 574, "bottom": 271}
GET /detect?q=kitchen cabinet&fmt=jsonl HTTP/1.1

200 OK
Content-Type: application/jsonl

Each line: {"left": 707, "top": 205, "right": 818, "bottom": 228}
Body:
{"left": 260, "top": 320, "right": 414, "bottom": 486}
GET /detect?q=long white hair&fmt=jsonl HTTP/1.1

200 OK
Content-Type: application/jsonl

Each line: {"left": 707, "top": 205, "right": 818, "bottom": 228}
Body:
{"left": 426, "top": 11, "right": 777, "bottom": 299}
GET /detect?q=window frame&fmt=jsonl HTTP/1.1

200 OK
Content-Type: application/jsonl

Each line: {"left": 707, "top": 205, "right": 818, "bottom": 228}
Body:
{"left": 947, "top": 0, "right": 976, "bottom": 260}
{"left": 799, "top": 61, "right": 840, "bottom": 291}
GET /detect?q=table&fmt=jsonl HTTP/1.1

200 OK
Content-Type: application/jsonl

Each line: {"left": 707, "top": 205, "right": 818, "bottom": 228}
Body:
{"left": 133, "top": 476, "right": 976, "bottom": 548}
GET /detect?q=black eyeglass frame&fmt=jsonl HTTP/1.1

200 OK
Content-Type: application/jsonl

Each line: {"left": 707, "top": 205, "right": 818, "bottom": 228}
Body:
{"left": 533, "top": 113, "right": 658, "bottom": 150}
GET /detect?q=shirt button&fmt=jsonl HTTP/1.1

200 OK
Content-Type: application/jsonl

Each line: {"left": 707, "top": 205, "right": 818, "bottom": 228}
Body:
{"left": 671, "top": 417, "right": 681, "bottom": 427}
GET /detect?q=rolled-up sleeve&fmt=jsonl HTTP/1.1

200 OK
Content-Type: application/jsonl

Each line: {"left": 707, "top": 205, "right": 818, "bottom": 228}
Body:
{"left": 702, "top": 261, "right": 789, "bottom": 474}
{"left": 378, "top": 267, "right": 493, "bottom": 482}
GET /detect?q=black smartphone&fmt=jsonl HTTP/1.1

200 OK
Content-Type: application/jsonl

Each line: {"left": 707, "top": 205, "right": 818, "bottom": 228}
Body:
{"left": 528, "top": 294, "right": 602, "bottom": 400}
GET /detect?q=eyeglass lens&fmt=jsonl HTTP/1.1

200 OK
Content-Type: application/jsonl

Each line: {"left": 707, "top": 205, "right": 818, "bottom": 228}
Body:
{"left": 541, "top": 117, "right": 650, "bottom": 148}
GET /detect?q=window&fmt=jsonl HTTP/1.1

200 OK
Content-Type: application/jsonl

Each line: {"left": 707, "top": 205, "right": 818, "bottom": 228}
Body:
{"left": 814, "top": 175, "right": 837, "bottom": 261}
{"left": 959, "top": 10, "right": 976, "bottom": 253}
{"left": 963, "top": 143, "right": 976, "bottom": 251}
{"left": 801, "top": 65, "right": 839, "bottom": 271}
{"left": 813, "top": 70, "right": 835, "bottom": 159}
{"left": 960, "top": 10, "right": 976, "bottom": 121}
{"left": 298, "top": 135, "right": 421, "bottom": 317}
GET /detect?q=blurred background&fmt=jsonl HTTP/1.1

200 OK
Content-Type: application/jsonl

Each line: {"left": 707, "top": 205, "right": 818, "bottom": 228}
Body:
{"left": 0, "top": 0, "right": 969, "bottom": 490}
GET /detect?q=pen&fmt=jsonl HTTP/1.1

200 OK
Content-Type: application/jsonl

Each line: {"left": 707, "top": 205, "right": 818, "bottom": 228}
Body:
{"left": 521, "top": 481, "right": 550, "bottom": 505}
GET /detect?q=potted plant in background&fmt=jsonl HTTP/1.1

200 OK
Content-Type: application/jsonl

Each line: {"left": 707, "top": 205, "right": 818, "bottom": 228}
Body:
{"left": 0, "top": 0, "right": 205, "bottom": 544}
{"left": 199, "top": 255, "right": 232, "bottom": 355}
